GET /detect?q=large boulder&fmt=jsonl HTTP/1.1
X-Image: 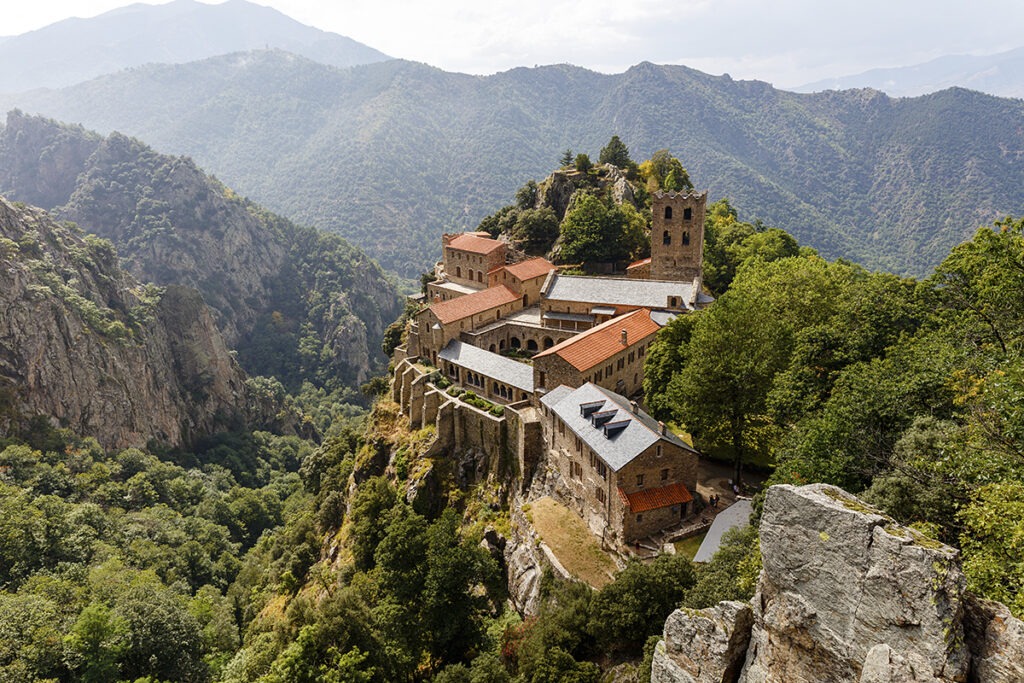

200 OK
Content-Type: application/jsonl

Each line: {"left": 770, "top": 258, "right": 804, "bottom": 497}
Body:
{"left": 740, "top": 483, "right": 968, "bottom": 682}
{"left": 962, "top": 594, "right": 1024, "bottom": 683}
{"left": 652, "top": 601, "right": 753, "bottom": 683}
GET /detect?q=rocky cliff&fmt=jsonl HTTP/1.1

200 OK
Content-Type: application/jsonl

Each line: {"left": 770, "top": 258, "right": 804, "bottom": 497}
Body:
{"left": 0, "top": 196, "right": 259, "bottom": 449}
{"left": 653, "top": 483, "right": 1024, "bottom": 683}
{"left": 0, "top": 111, "right": 402, "bottom": 391}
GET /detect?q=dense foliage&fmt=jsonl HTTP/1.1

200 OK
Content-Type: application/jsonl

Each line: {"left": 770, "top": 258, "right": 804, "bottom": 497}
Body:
{"left": 645, "top": 215, "right": 1024, "bottom": 616}
{"left": 0, "top": 426, "right": 313, "bottom": 682}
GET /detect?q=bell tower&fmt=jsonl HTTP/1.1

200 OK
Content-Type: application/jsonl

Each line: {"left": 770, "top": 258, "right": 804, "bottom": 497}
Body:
{"left": 650, "top": 190, "right": 706, "bottom": 282}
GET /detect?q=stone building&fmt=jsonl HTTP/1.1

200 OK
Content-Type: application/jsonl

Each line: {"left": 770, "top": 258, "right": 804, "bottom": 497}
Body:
{"left": 533, "top": 308, "right": 661, "bottom": 398}
{"left": 540, "top": 273, "right": 710, "bottom": 331}
{"left": 650, "top": 190, "right": 707, "bottom": 282}
{"left": 487, "top": 257, "right": 556, "bottom": 307}
{"left": 407, "top": 285, "right": 523, "bottom": 363}
{"left": 427, "top": 232, "right": 508, "bottom": 301}
{"left": 540, "top": 383, "right": 698, "bottom": 543}
{"left": 438, "top": 340, "right": 534, "bottom": 404}
{"left": 442, "top": 232, "right": 506, "bottom": 287}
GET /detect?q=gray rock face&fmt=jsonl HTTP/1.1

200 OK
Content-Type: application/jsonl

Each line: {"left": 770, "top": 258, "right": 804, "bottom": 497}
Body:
{"left": 0, "top": 197, "right": 255, "bottom": 448}
{"left": 962, "top": 595, "right": 1024, "bottom": 683}
{"left": 652, "top": 601, "right": 753, "bottom": 683}
{"left": 740, "top": 484, "right": 968, "bottom": 683}
{"left": 652, "top": 484, "right": 1024, "bottom": 683}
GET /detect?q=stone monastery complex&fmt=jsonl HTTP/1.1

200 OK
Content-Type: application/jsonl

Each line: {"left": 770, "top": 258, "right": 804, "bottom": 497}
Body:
{"left": 393, "top": 190, "right": 713, "bottom": 548}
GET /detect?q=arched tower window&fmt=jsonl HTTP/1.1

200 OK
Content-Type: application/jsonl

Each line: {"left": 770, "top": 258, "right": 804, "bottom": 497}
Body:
{"left": 456, "top": 266, "right": 462, "bottom": 278}
{"left": 663, "top": 230, "right": 671, "bottom": 245}
{"left": 683, "top": 231, "right": 690, "bottom": 246}
{"left": 664, "top": 206, "right": 673, "bottom": 220}
{"left": 683, "top": 207, "right": 692, "bottom": 220}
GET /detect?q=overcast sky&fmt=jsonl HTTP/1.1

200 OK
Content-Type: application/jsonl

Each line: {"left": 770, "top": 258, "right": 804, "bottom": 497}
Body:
{"left": 6, "top": 0, "right": 1024, "bottom": 87}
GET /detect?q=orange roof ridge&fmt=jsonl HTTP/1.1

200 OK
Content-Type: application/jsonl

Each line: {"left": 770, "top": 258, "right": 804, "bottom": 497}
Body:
{"left": 620, "top": 482, "right": 693, "bottom": 513}
{"left": 447, "top": 233, "right": 504, "bottom": 254}
{"left": 534, "top": 309, "right": 659, "bottom": 371}
{"left": 503, "top": 257, "right": 555, "bottom": 281}
{"left": 430, "top": 285, "right": 519, "bottom": 324}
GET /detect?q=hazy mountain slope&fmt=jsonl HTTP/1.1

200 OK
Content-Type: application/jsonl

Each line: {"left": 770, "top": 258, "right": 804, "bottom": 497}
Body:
{"left": 798, "top": 47, "right": 1024, "bottom": 99}
{"left": 0, "top": 0, "right": 389, "bottom": 92}
{"left": 0, "top": 196, "right": 257, "bottom": 449}
{"left": 3, "top": 53, "right": 1022, "bottom": 277}
{"left": 0, "top": 111, "right": 403, "bottom": 391}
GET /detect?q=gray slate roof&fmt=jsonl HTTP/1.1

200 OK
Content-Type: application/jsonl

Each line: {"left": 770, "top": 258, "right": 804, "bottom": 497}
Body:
{"left": 693, "top": 499, "right": 753, "bottom": 563}
{"left": 541, "top": 383, "right": 695, "bottom": 472}
{"left": 438, "top": 340, "right": 534, "bottom": 393}
{"left": 544, "top": 274, "right": 696, "bottom": 310}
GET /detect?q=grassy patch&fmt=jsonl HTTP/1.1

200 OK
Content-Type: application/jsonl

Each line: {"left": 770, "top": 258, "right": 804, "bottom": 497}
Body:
{"left": 673, "top": 532, "right": 706, "bottom": 560}
{"left": 528, "top": 497, "right": 617, "bottom": 588}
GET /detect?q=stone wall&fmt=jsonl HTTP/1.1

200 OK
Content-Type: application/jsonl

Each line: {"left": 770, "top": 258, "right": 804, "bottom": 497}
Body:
{"left": 461, "top": 321, "right": 572, "bottom": 356}
{"left": 651, "top": 191, "right": 706, "bottom": 282}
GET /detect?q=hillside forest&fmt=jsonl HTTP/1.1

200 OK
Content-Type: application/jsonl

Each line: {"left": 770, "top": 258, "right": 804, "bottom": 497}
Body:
{"left": 0, "top": 137, "right": 1022, "bottom": 682}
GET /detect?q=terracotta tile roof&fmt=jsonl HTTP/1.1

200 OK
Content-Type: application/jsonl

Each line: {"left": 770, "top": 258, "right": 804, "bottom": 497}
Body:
{"left": 503, "top": 257, "right": 556, "bottom": 281}
{"left": 627, "top": 257, "right": 651, "bottom": 269}
{"left": 430, "top": 285, "right": 520, "bottom": 324}
{"left": 533, "top": 308, "right": 660, "bottom": 371}
{"left": 620, "top": 482, "right": 693, "bottom": 513}
{"left": 447, "top": 233, "right": 505, "bottom": 255}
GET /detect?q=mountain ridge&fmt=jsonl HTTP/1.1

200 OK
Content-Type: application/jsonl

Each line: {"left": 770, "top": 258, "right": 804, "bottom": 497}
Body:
{"left": 0, "top": 0, "right": 390, "bottom": 92}
{"left": 1, "top": 52, "right": 1022, "bottom": 278}
{"left": 0, "top": 111, "right": 403, "bottom": 392}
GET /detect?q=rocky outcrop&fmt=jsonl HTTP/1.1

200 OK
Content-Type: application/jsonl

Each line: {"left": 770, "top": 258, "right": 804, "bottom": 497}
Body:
{"left": 653, "top": 602, "right": 752, "bottom": 683}
{"left": 534, "top": 163, "right": 638, "bottom": 220}
{"left": 0, "top": 111, "right": 402, "bottom": 390}
{"left": 0, "top": 196, "right": 259, "bottom": 449}
{"left": 653, "top": 483, "right": 1024, "bottom": 683}
{"left": 962, "top": 595, "right": 1024, "bottom": 683}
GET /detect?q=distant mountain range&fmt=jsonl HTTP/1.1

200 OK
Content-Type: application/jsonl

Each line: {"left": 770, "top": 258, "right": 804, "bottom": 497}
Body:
{"left": 798, "top": 47, "right": 1024, "bottom": 100}
{"left": 0, "top": 0, "right": 389, "bottom": 92}
{"left": 4, "top": 51, "right": 1021, "bottom": 278}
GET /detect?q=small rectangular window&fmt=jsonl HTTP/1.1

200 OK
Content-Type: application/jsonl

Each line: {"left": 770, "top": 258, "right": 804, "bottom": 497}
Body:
{"left": 661, "top": 468, "right": 669, "bottom": 481}
{"left": 636, "top": 474, "right": 644, "bottom": 487}
{"left": 636, "top": 514, "right": 643, "bottom": 523}
{"left": 683, "top": 207, "right": 692, "bottom": 220}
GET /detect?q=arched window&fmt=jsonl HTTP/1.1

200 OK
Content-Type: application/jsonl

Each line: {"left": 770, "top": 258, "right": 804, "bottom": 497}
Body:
{"left": 456, "top": 266, "right": 462, "bottom": 278}
{"left": 499, "top": 339, "right": 506, "bottom": 350}
{"left": 478, "top": 271, "right": 483, "bottom": 283}
{"left": 664, "top": 206, "right": 673, "bottom": 219}
{"left": 683, "top": 231, "right": 690, "bottom": 246}
{"left": 526, "top": 339, "right": 538, "bottom": 352}
{"left": 683, "top": 207, "right": 692, "bottom": 220}
{"left": 510, "top": 337, "right": 521, "bottom": 349}
{"left": 468, "top": 268, "right": 474, "bottom": 281}
{"left": 522, "top": 294, "right": 529, "bottom": 306}
{"left": 489, "top": 344, "right": 496, "bottom": 352}
{"left": 543, "top": 337, "right": 554, "bottom": 349}
{"left": 663, "top": 230, "right": 671, "bottom": 245}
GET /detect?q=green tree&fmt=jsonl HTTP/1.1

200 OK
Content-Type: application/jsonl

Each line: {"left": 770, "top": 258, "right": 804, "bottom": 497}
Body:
{"left": 63, "top": 602, "right": 129, "bottom": 683}
{"left": 960, "top": 481, "right": 1024, "bottom": 617}
{"left": 560, "top": 149, "right": 574, "bottom": 167}
{"left": 639, "top": 150, "right": 693, "bottom": 193}
{"left": 574, "top": 153, "right": 593, "bottom": 175}
{"left": 557, "top": 194, "right": 647, "bottom": 265}
{"left": 586, "top": 554, "right": 696, "bottom": 654}
{"left": 598, "top": 135, "right": 632, "bottom": 167}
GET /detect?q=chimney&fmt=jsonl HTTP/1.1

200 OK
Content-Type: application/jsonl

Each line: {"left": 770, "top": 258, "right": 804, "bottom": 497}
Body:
{"left": 621, "top": 329, "right": 628, "bottom": 346}
{"left": 630, "top": 400, "right": 639, "bottom": 414}
{"left": 658, "top": 421, "right": 666, "bottom": 436}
